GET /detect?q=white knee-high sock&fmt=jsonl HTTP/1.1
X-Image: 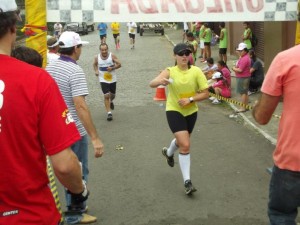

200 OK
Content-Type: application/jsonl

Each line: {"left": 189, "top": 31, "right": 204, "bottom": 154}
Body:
{"left": 179, "top": 153, "right": 190, "bottom": 182}
{"left": 167, "top": 138, "right": 178, "bottom": 157}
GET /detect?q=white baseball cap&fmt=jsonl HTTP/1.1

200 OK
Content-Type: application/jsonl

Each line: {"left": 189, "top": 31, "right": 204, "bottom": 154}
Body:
{"left": 58, "top": 31, "right": 89, "bottom": 48}
{"left": 212, "top": 71, "right": 222, "bottom": 79}
{"left": 0, "top": 0, "right": 17, "bottom": 13}
{"left": 236, "top": 42, "right": 248, "bottom": 51}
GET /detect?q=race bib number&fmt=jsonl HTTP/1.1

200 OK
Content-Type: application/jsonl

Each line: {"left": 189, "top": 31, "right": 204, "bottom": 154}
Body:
{"left": 179, "top": 92, "right": 195, "bottom": 108}
{"left": 130, "top": 28, "right": 134, "bottom": 33}
{"left": 104, "top": 72, "right": 112, "bottom": 81}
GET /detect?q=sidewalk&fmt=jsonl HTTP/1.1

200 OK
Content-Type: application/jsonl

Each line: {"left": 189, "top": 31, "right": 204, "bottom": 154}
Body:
{"left": 164, "top": 27, "right": 282, "bottom": 146}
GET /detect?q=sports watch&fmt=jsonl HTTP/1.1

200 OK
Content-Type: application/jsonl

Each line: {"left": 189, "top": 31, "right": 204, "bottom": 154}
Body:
{"left": 189, "top": 97, "right": 194, "bottom": 103}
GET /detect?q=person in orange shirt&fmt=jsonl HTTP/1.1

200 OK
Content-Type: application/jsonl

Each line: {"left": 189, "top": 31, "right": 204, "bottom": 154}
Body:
{"left": 252, "top": 44, "right": 300, "bottom": 225}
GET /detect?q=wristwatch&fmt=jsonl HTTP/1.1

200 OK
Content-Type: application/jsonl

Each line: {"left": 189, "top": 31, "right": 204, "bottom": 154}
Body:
{"left": 189, "top": 97, "right": 194, "bottom": 103}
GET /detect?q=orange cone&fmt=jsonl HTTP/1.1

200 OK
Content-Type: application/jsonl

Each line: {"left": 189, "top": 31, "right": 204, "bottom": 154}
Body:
{"left": 153, "top": 85, "right": 167, "bottom": 101}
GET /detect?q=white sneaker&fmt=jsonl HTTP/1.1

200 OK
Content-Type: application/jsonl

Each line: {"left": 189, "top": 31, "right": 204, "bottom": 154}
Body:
{"left": 209, "top": 96, "right": 216, "bottom": 101}
{"left": 212, "top": 99, "right": 221, "bottom": 104}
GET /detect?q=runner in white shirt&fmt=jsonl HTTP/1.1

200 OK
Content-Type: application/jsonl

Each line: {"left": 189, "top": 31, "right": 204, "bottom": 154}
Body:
{"left": 53, "top": 22, "right": 62, "bottom": 39}
{"left": 93, "top": 43, "right": 122, "bottom": 121}
{"left": 127, "top": 22, "right": 137, "bottom": 49}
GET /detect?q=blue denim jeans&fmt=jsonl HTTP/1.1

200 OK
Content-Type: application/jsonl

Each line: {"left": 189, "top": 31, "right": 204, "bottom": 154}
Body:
{"left": 65, "top": 134, "right": 89, "bottom": 224}
{"left": 268, "top": 165, "right": 300, "bottom": 225}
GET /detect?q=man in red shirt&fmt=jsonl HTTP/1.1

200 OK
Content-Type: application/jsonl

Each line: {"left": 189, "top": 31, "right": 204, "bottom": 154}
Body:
{"left": 0, "top": 1, "right": 88, "bottom": 224}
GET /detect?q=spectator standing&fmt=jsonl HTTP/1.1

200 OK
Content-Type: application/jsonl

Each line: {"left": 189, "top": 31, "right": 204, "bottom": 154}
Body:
{"left": 186, "top": 32, "right": 198, "bottom": 64}
{"left": 242, "top": 22, "right": 252, "bottom": 50}
{"left": 97, "top": 22, "right": 108, "bottom": 43}
{"left": 232, "top": 43, "right": 251, "bottom": 113}
{"left": 0, "top": 1, "right": 88, "bottom": 224}
{"left": 93, "top": 43, "right": 122, "bottom": 121}
{"left": 190, "top": 22, "right": 196, "bottom": 37}
{"left": 127, "top": 22, "right": 137, "bottom": 49}
{"left": 218, "top": 22, "right": 228, "bottom": 63}
{"left": 248, "top": 50, "right": 264, "bottom": 95}
{"left": 46, "top": 31, "right": 104, "bottom": 224}
{"left": 198, "top": 22, "right": 205, "bottom": 59}
{"left": 47, "top": 36, "right": 60, "bottom": 65}
{"left": 149, "top": 43, "right": 209, "bottom": 195}
{"left": 195, "top": 22, "right": 201, "bottom": 42}
{"left": 201, "top": 23, "right": 212, "bottom": 62}
{"left": 53, "top": 22, "right": 62, "bottom": 39}
{"left": 252, "top": 44, "right": 300, "bottom": 225}
{"left": 182, "top": 22, "right": 189, "bottom": 42}
{"left": 111, "top": 22, "right": 120, "bottom": 49}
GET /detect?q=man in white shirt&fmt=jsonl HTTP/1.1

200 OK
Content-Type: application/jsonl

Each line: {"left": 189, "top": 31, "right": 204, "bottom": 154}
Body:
{"left": 47, "top": 37, "right": 59, "bottom": 65}
{"left": 53, "top": 22, "right": 62, "bottom": 39}
{"left": 127, "top": 22, "right": 137, "bottom": 49}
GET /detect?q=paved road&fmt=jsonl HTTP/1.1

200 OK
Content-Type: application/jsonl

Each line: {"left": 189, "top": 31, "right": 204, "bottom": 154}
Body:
{"left": 56, "top": 24, "right": 278, "bottom": 225}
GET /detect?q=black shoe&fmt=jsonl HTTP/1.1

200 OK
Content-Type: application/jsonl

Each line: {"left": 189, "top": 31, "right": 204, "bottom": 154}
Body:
{"left": 107, "top": 113, "right": 113, "bottom": 121}
{"left": 110, "top": 102, "right": 114, "bottom": 110}
{"left": 184, "top": 180, "right": 197, "bottom": 195}
{"left": 162, "top": 147, "right": 174, "bottom": 167}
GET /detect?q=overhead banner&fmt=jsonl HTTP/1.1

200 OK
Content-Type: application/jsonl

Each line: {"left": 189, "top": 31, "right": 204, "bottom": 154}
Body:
{"left": 47, "top": 0, "right": 298, "bottom": 22}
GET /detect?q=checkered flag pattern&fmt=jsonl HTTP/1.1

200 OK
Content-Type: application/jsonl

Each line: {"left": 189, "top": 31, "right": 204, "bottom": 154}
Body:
{"left": 47, "top": 0, "right": 105, "bottom": 22}
{"left": 265, "top": 0, "right": 298, "bottom": 21}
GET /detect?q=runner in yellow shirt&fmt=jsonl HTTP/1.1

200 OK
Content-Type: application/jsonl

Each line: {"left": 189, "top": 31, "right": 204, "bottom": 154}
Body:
{"left": 150, "top": 43, "right": 209, "bottom": 195}
{"left": 111, "top": 22, "right": 120, "bottom": 49}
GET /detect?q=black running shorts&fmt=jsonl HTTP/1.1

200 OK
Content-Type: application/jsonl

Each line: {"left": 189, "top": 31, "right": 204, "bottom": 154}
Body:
{"left": 166, "top": 111, "right": 197, "bottom": 134}
{"left": 100, "top": 82, "right": 116, "bottom": 95}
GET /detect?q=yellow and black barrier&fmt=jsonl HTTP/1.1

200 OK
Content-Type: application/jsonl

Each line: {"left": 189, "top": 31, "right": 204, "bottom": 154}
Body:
{"left": 46, "top": 156, "right": 64, "bottom": 223}
{"left": 209, "top": 92, "right": 281, "bottom": 119}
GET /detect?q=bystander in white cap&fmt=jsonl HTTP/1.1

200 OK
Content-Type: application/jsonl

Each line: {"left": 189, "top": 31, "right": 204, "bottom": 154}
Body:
{"left": 212, "top": 71, "right": 222, "bottom": 79}
{"left": 58, "top": 31, "right": 89, "bottom": 48}
{"left": 47, "top": 37, "right": 59, "bottom": 48}
{"left": 236, "top": 43, "right": 248, "bottom": 51}
{"left": 0, "top": 0, "right": 17, "bottom": 13}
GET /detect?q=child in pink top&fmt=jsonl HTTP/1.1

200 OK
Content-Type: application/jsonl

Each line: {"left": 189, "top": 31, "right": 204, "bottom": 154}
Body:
{"left": 210, "top": 71, "right": 231, "bottom": 104}
{"left": 217, "top": 60, "right": 231, "bottom": 86}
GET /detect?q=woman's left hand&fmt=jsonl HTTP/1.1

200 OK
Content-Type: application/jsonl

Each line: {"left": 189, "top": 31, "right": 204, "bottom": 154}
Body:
{"left": 178, "top": 98, "right": 190, "bottom": 107}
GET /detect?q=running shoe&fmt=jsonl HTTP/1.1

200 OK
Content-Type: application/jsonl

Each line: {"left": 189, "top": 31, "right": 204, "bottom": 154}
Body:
{"left": 110, "top": 101, "right": 114, "bottom": 110}
{"left": 209, "top": 96, "right": 216, "bottom": 101}
{"left": 212, "top": 99, "right": 221, "bottom": 104}
{"left": 107, "top": 113, "right": 113, "bottom": 121}
{"left": 162, "top": 147, "right": 174, "bottom": 167}
{"left": 184, "top": 180, "right": 197, "bottom": 195}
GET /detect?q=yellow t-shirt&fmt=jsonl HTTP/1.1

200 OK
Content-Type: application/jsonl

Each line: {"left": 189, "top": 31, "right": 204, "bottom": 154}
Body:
{"left": 166, "top": 66, "right": 208, "bottom": 116}
{"left": 111, "top": 22, "right": 120, "bottom": 34}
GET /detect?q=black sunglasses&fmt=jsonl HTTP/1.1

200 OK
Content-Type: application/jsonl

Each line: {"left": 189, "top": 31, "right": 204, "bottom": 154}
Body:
{"left": 177, "top": 50, "right": 191, "bottom": 57}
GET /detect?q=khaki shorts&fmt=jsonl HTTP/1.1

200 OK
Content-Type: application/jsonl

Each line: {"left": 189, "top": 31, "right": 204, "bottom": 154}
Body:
{"left": 236, "top": 77, "right": 250, "bottom": 94}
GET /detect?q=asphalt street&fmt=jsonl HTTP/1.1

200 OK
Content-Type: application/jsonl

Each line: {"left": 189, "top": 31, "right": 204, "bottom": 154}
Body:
{"left": 55, "top": 24, "right": 280, "bottom": 225}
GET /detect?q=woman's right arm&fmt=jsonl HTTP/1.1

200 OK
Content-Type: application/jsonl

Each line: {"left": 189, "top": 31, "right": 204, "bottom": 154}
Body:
{"left": 149, "top": 69, "right": 170, "bottom": 88}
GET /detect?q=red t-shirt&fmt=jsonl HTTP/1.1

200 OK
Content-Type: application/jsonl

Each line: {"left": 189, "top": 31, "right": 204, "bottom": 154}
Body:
{"left": 0, "top": 55, "right": 80, "bottom": 224}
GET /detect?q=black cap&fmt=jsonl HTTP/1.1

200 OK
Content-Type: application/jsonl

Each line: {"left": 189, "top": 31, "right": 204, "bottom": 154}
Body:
{"left": 173, "top": 43, "right": 191, "bottom": 54}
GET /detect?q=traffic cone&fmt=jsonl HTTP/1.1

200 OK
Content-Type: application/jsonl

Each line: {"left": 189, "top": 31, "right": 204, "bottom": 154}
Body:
{"left": 153, "top": 85, "right": 167, "bottom": 101}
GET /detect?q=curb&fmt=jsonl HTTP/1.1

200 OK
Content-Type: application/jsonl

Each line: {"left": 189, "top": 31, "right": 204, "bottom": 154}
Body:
{"left": 229, "top": 103, "right": 277, "bottom": 146}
